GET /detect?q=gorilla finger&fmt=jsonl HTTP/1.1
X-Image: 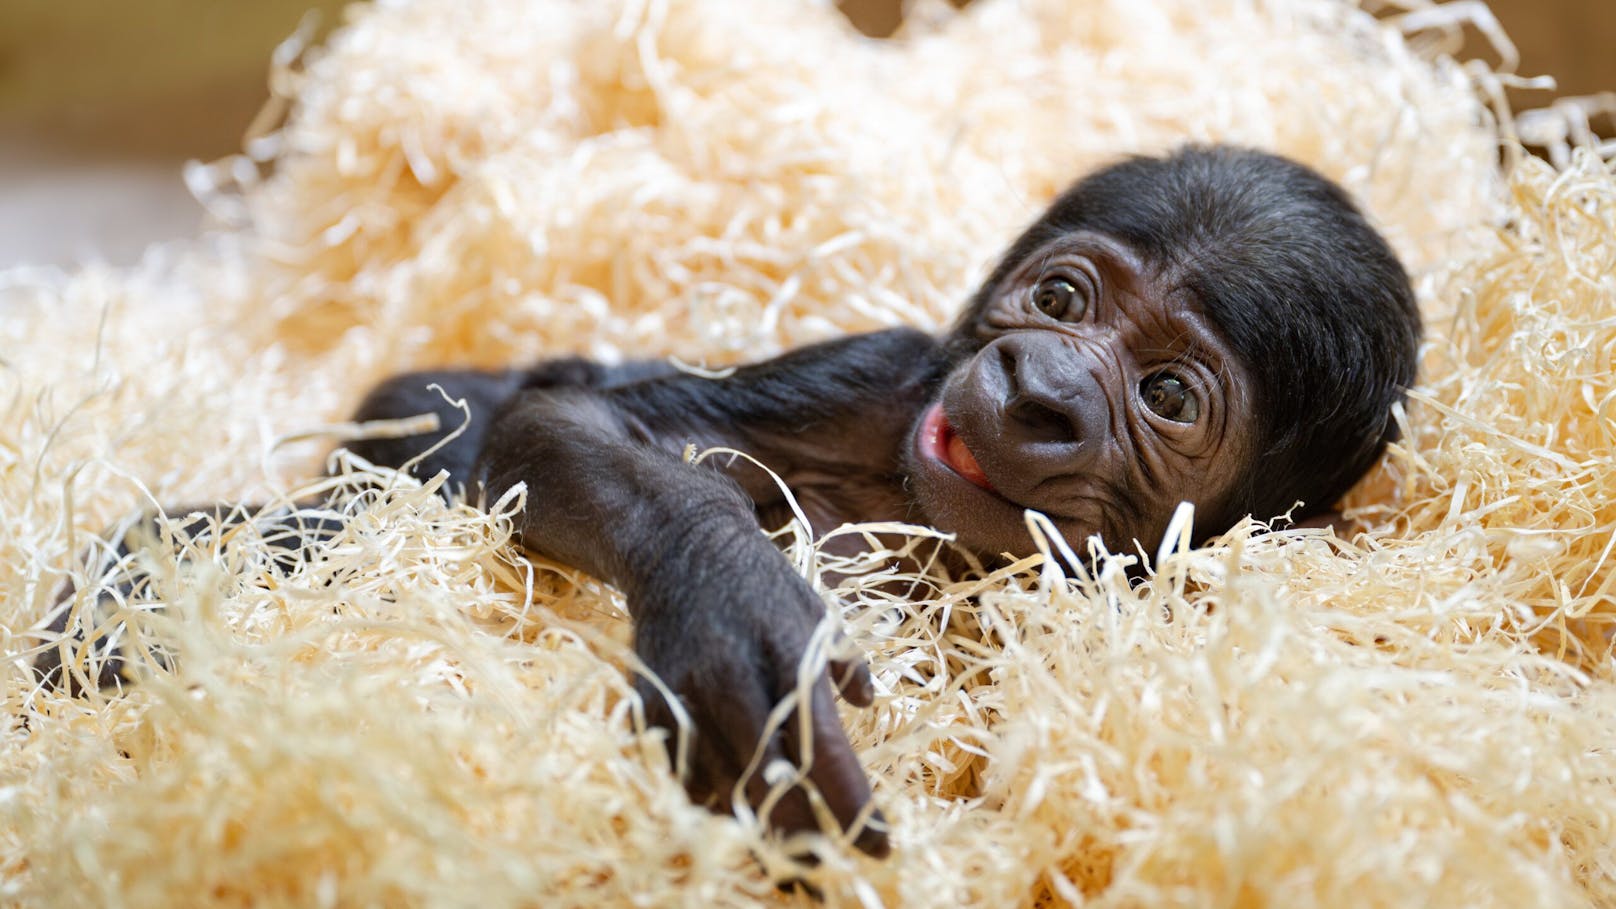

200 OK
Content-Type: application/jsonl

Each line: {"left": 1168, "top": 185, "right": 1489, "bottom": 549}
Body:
{"left": 690, "top": 664, "right": 860, "bottom": 851}
{"left": 633, "top": 675, "right": 699, "bottom": 777}
{"left": 692, "top": 664, "right": 793, "bottom": 806}
{"left": 739, "top": 732, "right": 821, "bottom": 844}
{"left": 685, "top": 732, "right": 742, "bottom": 812}
{"left": 828, "top": 653, "right": 874, "bottom": 708}
{"left": 637, "top": 673, "right": 759, "bottom": 811}
{"left": 785, "top": 679, "right": 888, "bottom": 858}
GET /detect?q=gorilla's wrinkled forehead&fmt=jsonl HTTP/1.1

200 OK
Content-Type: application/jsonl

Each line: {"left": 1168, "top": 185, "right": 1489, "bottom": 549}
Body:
{"left": 962, "top": 145, "right": 1420, "bottom": 524}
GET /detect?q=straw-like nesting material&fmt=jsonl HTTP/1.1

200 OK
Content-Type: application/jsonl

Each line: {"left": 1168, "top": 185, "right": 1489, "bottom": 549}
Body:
{"left": 5, "top": 0, "right": 1616, "bottom": 905}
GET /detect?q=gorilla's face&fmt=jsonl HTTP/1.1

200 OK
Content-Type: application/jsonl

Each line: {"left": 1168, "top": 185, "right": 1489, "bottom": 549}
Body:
{"left": 907, "top": 232, "right": 1256, "bottom": 557}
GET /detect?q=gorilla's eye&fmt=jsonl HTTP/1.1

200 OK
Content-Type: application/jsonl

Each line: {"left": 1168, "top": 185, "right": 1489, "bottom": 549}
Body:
{"left": 1140, "top": 373, "right": 1200, "bottom": 423}
{"left": 1031, "top": 276, "right": 1085, "bottom": 320}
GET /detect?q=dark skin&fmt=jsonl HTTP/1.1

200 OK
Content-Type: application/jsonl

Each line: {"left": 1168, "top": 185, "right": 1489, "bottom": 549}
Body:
{"left": 38, "top": 145, "right": 1421, "bottom": 860}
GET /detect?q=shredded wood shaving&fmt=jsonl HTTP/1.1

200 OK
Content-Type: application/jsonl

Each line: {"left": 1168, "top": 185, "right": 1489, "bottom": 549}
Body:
{"left": 5, "top": 0, "right": 1616, "bottom": 906}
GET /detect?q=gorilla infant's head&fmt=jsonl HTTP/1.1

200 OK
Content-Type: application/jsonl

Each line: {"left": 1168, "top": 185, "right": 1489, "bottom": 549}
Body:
{"left": 907, "top": 145, "right": 1419, "bottom": 557}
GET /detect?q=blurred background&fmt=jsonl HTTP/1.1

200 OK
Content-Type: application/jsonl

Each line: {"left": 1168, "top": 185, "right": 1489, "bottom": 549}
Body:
{"left": 0, "top": 0, "right": 1611, "bottom": 270}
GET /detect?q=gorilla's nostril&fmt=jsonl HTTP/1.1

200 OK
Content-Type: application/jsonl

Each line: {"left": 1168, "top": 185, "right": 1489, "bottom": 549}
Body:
{"left": 1006, "top": 394, "right": 1075, "bottom": 442}
{"left": 999, "top": 343, "right": 1019, "bottom": 380}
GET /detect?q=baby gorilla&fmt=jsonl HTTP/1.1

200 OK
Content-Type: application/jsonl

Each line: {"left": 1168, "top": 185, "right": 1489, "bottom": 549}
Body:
{"left": 37, "top": 145, "right": 1418, "bottom": 858}
{"left": 344, "top": 145, "right": 1419, "bottom": 856}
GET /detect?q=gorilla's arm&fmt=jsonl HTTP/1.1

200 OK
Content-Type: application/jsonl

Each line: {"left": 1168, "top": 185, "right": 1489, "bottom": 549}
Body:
{"left": 475, "top": 328, "right": 945, "bottom": 857}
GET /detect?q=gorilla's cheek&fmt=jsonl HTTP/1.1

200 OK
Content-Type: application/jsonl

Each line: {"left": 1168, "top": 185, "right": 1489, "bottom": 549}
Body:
{"left": 905, "top": 401, "right": 1034, "bottom": 555}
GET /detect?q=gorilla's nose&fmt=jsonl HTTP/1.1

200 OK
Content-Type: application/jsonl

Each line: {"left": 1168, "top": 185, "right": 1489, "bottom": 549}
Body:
{"left": 1005, "top": 391, "right": 1076, "bottom": 443}
{"left": 995, "top": 333, "right": 1101, "bottom": 447}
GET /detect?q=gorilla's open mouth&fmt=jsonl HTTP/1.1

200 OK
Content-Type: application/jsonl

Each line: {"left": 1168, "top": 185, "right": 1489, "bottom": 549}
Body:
{"left": 919, "top": 404, "right": 996, "bottom": 492}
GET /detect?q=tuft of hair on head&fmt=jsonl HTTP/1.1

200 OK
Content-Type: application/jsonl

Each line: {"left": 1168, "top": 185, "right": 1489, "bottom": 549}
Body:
{"left": 966, "top": 144, "right": 1420, "bottom": 535}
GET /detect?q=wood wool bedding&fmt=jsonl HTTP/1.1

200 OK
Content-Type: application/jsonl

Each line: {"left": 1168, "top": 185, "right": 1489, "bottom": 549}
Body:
{"left": 4, "top": 0, "right": 1616, "bottom": 906}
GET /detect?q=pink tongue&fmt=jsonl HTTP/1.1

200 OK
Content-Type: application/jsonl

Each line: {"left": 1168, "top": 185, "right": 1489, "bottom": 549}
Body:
{"left": 945, "top": 431, "right": 993, "bottom": 490}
